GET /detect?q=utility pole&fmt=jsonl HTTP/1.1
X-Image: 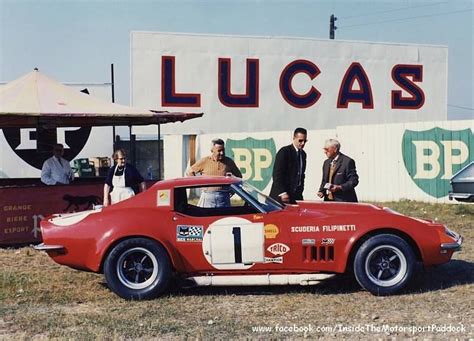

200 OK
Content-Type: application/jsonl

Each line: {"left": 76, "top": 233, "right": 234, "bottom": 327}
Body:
{"left": 111, "top": 63, "right": 116, "bottom": 151}
{"left": 330, "top": 14, "right": 337, "bottom": 39}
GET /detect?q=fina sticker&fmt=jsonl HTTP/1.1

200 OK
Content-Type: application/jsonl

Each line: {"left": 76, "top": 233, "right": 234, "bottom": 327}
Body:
{"left": 264, "top": 256, "right": 283, "bottom": 264}
{"left": 264, "top": 224, "right": 279, "bottom": 239}
{"left": 157, "top": 190, "right": 171, "bottom": 206}
{"left": 176, "top": 225, "right": 203, "bottom": 242}
{"left": 267, "top": 243, "right": 290, "bottom": 256}
{"left": 321, "top": 238, "right": 336, "bottom": 245}
{"left": 302, "top": 239, "right": 316, "bottom": 245}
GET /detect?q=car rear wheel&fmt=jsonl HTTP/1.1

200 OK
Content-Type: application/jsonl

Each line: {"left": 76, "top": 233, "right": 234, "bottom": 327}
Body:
{"left": 104, "top": 238, "right": 171, "bottom": 300}
{"left": 354, "top": 234, "right": 415, "bottom": 296}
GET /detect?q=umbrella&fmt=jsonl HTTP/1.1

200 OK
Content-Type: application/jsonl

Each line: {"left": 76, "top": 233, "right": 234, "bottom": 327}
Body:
{"left": 0, "top": 68, "right": 203, "bottom": 128}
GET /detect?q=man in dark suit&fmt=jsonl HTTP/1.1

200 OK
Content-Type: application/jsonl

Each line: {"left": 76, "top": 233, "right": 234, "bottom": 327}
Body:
{"left": 270, "top": 128, "right": 307, "bottom": 204}
{"left": 317, "top": 139, "right": 359, "bottom": 202}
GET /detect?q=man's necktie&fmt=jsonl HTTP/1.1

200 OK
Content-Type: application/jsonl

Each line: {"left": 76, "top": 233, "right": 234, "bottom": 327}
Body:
{"left": 297, "top": 150, "right": 302, "bottom": 186}
{"left": 328, "top": 159, "right": 336, "bottom": 200}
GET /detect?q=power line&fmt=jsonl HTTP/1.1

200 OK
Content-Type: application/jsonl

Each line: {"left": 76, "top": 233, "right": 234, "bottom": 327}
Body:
{"left": 448, "top": 104, "right": 474, "bottom": 111}
{"left": 339, "top": 9, "right": 473, "bottom": 29}
{"left": 339, "top": 1, "right": 447, "bottom": 20}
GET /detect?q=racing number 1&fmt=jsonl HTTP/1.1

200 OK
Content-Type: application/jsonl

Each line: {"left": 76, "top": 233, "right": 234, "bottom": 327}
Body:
{"left": 232, "top": 227, "right": 242, "bottom": 263}
{"left": 206, "top": 221, "right": 264, "bottom": 265}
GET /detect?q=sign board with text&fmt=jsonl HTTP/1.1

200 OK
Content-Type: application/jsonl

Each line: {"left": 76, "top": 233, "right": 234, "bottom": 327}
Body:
{"left": 131, "top": 32, "right": 447, "bottom": 135}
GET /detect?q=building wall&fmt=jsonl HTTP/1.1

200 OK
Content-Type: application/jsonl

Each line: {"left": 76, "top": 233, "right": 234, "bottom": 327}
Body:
{"left": 164, "top": 120, "right": 473, "bottom": 203}
{"left": 132, "top": 32, "right": 448, "bottom": 136}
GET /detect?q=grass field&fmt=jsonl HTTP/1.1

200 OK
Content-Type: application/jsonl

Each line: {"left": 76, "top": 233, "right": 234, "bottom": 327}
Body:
{"left": 1, "top": 201, "right": 473, "bottom": 339}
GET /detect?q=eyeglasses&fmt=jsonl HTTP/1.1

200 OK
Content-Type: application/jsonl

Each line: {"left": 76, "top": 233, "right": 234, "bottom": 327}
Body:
{"left": 116, "top": 157, "right": 126, "bottom": 160}
{"left": 298, "top": 139, "right": 308, "bottom": 143}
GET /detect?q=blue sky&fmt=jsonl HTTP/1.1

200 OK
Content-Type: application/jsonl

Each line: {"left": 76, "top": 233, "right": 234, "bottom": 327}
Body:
{"left": 0, "top": 0, "right": 472, "bottom": 120}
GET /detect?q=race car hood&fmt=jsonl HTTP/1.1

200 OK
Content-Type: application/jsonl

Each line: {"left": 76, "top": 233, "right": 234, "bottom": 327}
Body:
{"left": 293, "top": 201, "right": 438, "bottom": 226}
{"left": 294, "top": 201, "right": 383, "bottom": 215}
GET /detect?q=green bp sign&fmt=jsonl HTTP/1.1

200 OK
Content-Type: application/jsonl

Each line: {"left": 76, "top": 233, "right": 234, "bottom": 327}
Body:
{"left": 402, "top": 127, "right": 473, "bottom": 198}
{"left": 226, "top": 137, "right": 276, "bottom": 191}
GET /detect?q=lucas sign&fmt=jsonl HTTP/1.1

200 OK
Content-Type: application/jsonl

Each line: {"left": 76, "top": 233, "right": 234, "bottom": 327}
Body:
{"left": 131, "top": 32, "right": 447, "bottom": 134}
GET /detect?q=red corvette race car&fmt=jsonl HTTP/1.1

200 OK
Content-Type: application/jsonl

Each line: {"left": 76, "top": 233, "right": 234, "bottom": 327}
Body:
{"left": 36, "top": 176, "right": 462, "bottom": 299}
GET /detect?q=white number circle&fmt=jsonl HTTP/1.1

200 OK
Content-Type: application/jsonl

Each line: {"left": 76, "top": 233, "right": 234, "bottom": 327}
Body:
{"left": 202, "top": 217, "right": 257, "bottom": 270}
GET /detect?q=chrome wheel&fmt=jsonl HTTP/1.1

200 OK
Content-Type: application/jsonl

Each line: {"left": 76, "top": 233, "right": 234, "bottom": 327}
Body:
{"left": 354, "top": 234, "right": 415, "bottom": 295}
{"left": 116, "top": 247, "right": 159, "bottom": 290}
{"left": 104, "top": 238, "right": 171, "bottom": 300}
{"left": 365, "top": 245, "right": 407, "bottom": 287}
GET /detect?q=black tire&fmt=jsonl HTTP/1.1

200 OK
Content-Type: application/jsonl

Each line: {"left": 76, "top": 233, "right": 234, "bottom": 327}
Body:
{"left": 353, "top": 234, "right": 415, "bottom": 296}
{"left": 104, "top": 238, "right": 171, "bottom": 300}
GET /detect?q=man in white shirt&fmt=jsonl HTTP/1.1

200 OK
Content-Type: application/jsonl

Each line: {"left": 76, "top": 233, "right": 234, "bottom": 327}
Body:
{"left": 41, "top": 144, "right": 74, "bottom": 185}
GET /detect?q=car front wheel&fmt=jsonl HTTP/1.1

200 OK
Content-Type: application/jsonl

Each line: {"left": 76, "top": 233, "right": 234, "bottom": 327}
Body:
{"left": 104, "top": 238, "right": 171, "bottom": 300}
{"left": 354, "top": 234, "right": 415, "bottom": 296}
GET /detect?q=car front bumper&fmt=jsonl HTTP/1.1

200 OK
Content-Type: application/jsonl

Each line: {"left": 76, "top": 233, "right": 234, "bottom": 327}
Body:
{"left": 440, "top": 234, "right": 463, "bottom": 252}
{"left": 34, "top": 243, "right": 65, "bottom": 251}
{"left": 448, "top": 192, "right": 474, "bottom": 202}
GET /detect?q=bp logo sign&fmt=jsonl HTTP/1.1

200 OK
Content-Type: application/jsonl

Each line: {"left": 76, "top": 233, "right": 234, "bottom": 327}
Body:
{"left": 226, "top": 137, "right": 276, "bottom": 191}
{"left": 402, "top": 127, "right": 473, "bottom": 198}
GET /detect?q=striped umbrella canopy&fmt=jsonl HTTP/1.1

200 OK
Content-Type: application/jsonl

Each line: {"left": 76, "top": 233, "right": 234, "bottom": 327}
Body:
{"left": 0, "top": 69, "right": 203, "bottom": 128}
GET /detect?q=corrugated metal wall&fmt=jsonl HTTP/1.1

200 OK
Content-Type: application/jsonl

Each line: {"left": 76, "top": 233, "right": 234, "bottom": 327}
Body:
{"left": 164, "top": 120, "right": 473, "bottom": 203}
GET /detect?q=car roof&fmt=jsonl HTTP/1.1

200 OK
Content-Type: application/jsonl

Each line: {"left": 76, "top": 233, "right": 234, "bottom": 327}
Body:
{"left": 151, "top": 175, "right": 242, "bottom": 189}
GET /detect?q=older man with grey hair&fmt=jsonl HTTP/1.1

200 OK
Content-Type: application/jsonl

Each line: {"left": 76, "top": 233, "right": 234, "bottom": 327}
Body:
{"left": 187, "top": 138, "right": 242, "bottom": 207}
{"left": 317, "top": 139, "right": 359, "bottom": 202}
{"left": 41, "top": 143, "right": 74, "bottom": 185}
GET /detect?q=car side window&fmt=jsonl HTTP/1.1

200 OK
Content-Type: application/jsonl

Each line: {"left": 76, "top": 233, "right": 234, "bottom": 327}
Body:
{"left": 174, "top": 185, "right": 258, "bottom": 217}
{"left": 174, "top": 187, "right": 189, "bottom": 213}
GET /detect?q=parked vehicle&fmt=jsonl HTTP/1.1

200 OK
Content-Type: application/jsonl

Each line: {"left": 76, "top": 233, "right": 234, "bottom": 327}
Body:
{"left": 449, "top": 161, "right": 474, "bottom": 202}
{"left": 36, "top": 176, "right": 462, "bottom": 299}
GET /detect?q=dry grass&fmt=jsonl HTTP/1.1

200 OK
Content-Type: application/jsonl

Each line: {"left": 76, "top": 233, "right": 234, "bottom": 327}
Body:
{"left": 1, "top": 201, "right": 473, "bottom": 339}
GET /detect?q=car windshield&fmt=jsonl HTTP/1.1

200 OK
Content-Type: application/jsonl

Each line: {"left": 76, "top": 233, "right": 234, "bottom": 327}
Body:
{"left": 232, "top": 181, "right": 284, "bottom": 213}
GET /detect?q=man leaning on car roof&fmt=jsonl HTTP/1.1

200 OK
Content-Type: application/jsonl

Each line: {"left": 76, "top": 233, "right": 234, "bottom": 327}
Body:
{"left": 187, "top": 138, "right": 242, "bottom": 208}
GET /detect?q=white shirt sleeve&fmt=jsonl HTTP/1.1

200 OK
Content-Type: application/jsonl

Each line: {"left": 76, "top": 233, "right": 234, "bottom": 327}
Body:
{"left": 41, "top": 158, "right": 56, "bottom": 185}
{"left": 41, "top": 157, "right": 74, "bottom": 185}
{"left": 64, "top": 160, "right": 74, "bottom": 182}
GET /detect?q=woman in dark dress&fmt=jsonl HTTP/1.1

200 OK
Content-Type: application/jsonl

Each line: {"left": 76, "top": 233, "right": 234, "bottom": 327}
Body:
{"left": 103, "top": 149, "right": 146, "bottom": 207}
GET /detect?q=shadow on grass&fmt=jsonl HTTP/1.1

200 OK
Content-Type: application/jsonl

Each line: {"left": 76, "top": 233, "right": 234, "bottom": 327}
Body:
{"left": 171, "top": 274, "right": 360, "bottom": 297}
{"left": 405, "top": 259, "right": 474, "bottom": 294}
{"left": 168, "top": 260, "right": 474, "bottom": 297}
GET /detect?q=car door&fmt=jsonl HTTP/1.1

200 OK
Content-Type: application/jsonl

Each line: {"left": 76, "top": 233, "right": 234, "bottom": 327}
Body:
{"left": 255, "top": 209, "right": 298, "bottom": 270}
{"left": 172, "top": 186, "right": 265, "bottom": 272}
